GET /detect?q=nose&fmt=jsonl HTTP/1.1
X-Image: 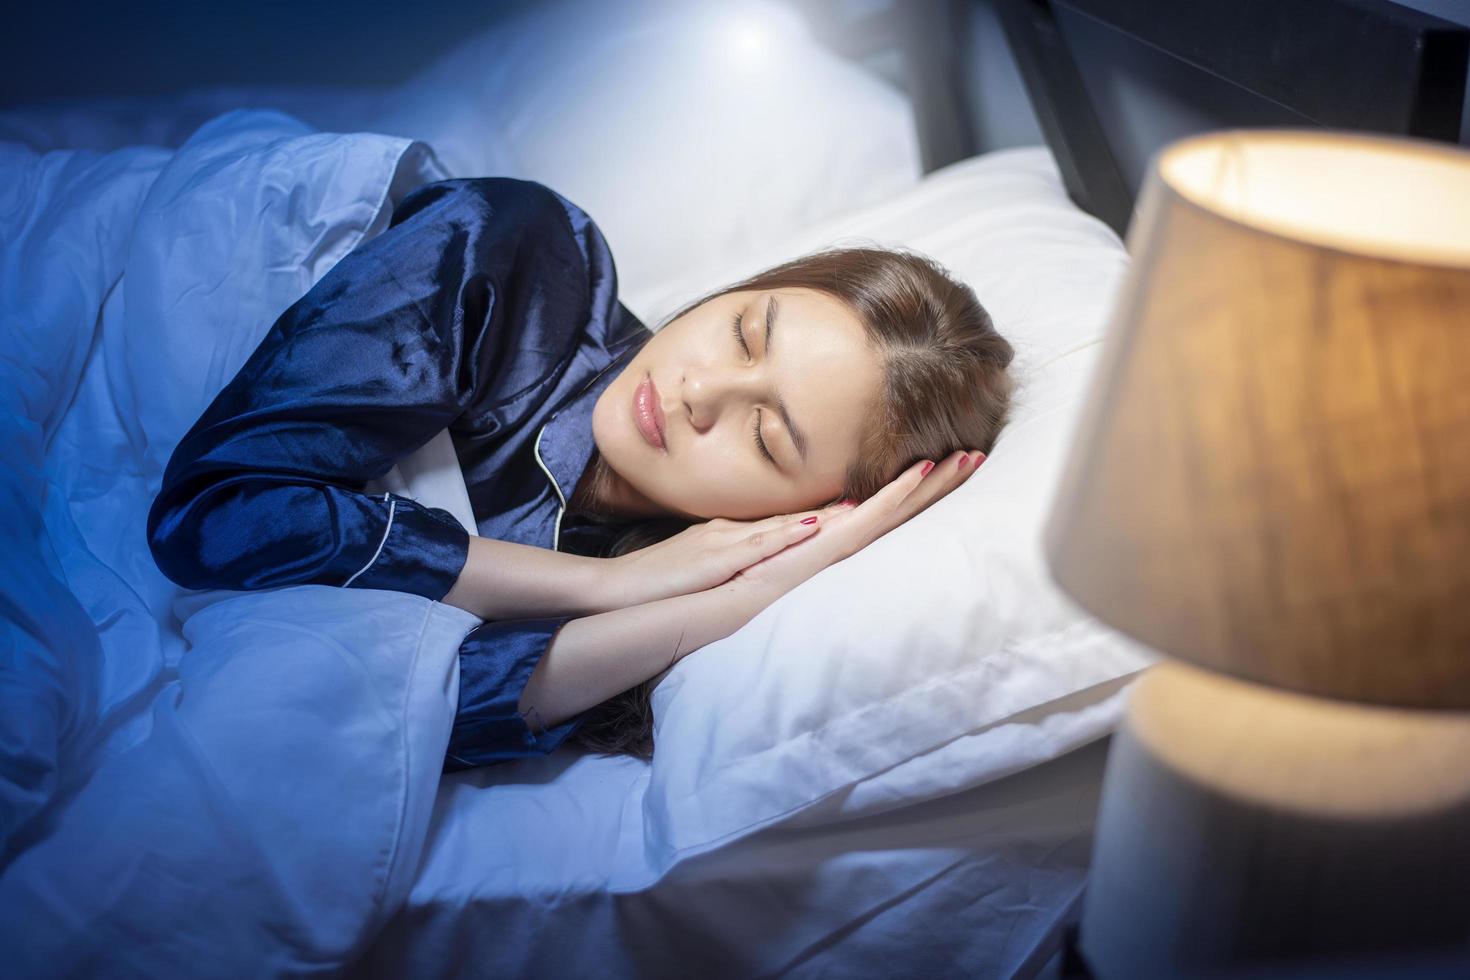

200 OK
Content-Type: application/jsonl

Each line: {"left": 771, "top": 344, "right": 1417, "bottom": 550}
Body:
{"left": 683, "top": 364, "right": 760, "bottom": 432}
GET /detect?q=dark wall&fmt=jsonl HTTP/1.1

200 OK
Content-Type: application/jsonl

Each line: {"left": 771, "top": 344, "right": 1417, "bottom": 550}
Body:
{"left": 1, "top": 0, "right": 538, "bottom": 107}
{"left": 8, "top": 0, "right": 1467, "bottom": 181}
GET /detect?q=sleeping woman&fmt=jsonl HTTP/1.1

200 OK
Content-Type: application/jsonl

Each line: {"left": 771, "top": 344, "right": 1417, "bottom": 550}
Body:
{"left": 146, "top": 178, "right": 1015, "bottom": 770}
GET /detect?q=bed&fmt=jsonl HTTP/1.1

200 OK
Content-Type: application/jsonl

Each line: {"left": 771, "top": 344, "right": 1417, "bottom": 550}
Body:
{"left": 2, "top": 1, "right": 1465, "bottom": 978}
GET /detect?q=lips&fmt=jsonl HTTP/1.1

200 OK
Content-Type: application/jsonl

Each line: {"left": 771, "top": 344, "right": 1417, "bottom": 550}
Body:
{"left": 633, "top": 372, "right": 667, "bottom": 450}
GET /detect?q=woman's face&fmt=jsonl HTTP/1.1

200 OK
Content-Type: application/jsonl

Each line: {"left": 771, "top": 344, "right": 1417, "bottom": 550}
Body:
{"left": 591, "top": 287, "right": 883, "bottom": 521}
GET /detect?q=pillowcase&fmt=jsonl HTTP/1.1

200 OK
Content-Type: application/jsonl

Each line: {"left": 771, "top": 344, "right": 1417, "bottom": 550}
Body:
{"left": 623, "top": 146, "right": 1160, "bottom": 865}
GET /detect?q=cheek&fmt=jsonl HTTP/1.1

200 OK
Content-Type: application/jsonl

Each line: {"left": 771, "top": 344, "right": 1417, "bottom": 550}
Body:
{"left": 663, "top": 457, "right": 763, "bottom": 515}
{"left": 699, "top": 466, "right": 800, "bottom": 518}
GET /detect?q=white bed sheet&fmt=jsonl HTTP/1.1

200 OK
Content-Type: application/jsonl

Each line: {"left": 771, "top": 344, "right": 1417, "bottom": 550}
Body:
{"left": 352, "top": 738, "right": 1108, "bottom": 979}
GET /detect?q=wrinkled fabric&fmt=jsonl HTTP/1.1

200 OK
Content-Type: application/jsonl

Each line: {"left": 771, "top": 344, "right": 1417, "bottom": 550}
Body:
{"left": 447, "top": 617, "right": 582, "bottom": 770}
{"left": 147, "top": 177, "right": 651, "bottom": 768}
{"left": 1, "top": 109, "right": 489, "bottom": 977}
{"left": 0, "top": 137, "right": 169, "bottom": 850}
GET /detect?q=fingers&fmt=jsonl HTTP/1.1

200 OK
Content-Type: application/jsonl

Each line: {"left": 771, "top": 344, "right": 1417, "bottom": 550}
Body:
{"left": 930, "top": 448, "right": 979, "bottom": 494}
{"left": 743, "top": 513, "right": 824, "bottom": 564}
{"left": 900, "top": 449, "right": 987, "bottom": 517}
{"left": 848, "top": 448, "right": 989, "bottom": 529}
{"left": 732, "top": 449, "right": 988, "bottom": 575}
{"left": 726, "top": 447, "right": 987, "bottom": 535}
{"left": 858, "top": 457, "right": 936, "bottom": 515}
{"left": 738, "top": 499, "right": 855, "bottom": 533}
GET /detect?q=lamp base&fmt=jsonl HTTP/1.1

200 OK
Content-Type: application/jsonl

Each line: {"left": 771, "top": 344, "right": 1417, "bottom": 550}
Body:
{"left": 1080, "top": 662, "right": 1470, "bottom": 980}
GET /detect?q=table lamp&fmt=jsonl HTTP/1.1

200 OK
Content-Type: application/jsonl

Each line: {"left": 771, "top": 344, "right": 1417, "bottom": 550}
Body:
{"left": 1043, "top": 128, "right": 1470, "bottom": 978}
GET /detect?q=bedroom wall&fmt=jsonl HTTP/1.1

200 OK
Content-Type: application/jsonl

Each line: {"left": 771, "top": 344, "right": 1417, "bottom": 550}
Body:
{"left": 8, "top": 0, "right": 1467, "bottom": 180}
{"left": 961, "top": 0, "right": 1470, "bottom": 197}
{"left": 0, "top": 0, "right": 538, "bottom": 107}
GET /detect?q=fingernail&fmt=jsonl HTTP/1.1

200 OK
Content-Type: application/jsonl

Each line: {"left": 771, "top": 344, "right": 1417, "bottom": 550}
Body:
{"left": 920, "top": 460, "right": 935, "bottom": 477}
{"left": 800, "top": 516, "right": 818, "bottom": 525}
{"left": 959, "top": 453, "right": 972, "bottom": 468}
{"left": 973, "top": 451, "right": 987, "bottom": 466}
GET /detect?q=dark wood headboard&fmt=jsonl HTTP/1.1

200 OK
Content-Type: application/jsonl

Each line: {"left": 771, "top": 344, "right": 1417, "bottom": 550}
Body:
{"left": 994, "top": 0, "right": 1469, "bottom": 236}
{"left": 795, "top": 0, "right": 1469, "bottom": 239}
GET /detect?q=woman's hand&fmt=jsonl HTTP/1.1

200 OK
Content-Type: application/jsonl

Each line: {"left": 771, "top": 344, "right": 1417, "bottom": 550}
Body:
{"left": 600, "top": 500, "right": 860, "bottom": 610}
{"left": 728, "top": 449, "right": 985, "bottom": 610}
{"left": 638, "top": 449, "right": 986, "bottom": 689}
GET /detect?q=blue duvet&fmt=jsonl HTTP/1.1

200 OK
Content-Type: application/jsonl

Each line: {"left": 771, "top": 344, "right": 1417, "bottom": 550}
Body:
{"left": 0, "top": 109, "right": 624, "bottom": 976}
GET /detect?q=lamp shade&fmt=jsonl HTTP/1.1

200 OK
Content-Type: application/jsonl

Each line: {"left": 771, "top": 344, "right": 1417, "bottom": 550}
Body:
{"left": 1044, "top": 129, "right": 1470, "bottom": 709}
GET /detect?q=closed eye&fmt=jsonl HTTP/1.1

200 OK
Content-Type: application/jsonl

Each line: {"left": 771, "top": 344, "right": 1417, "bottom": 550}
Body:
{"left": 732, "top": 311, "right": 777, "bottom": 466}
{"left": 731, "top": 310, "right": 751, "bottom": 359}
{"left": 752, "top": 410, "right": 776, "bottom": 465}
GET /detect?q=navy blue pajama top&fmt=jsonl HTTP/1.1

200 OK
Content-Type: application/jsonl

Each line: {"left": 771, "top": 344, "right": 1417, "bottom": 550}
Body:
{"left": 146, "top": 177, "right": 653, "bottom": 771}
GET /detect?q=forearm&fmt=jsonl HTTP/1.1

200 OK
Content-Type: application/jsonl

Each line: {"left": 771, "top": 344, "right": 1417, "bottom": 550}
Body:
{"left": 149, "top": 475, "right": 470, "bottom": 598}
{"left": 517, "top": 582, "right": 758, "bottom": 730}
{"left": 441, "top": 533, "right": 608, "bottom": 620}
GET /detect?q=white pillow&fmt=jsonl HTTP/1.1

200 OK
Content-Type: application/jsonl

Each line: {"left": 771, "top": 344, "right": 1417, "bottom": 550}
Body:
{"left": 369, "top": 0, "right": 922, "bottom": 296}
{"left": 623, "top": 147, "right": 1160, "bottom": 864}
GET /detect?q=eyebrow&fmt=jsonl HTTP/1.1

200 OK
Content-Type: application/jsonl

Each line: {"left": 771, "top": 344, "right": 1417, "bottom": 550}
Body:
{"left": 765, "top": 294, "right": 810, "bottom": 466}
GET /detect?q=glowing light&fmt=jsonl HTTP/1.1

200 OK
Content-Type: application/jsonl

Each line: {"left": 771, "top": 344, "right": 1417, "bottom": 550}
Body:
{"left": 710, "top": 3, "right": 806, "bottom": 70}
{"left": 729, "top": 20, "right": 771, "bottom": 62}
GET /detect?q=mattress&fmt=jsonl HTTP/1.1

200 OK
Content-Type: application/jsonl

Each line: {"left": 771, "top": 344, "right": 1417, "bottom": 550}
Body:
{"left": 350, "top": 739, "right": 1109, "bottom": 979}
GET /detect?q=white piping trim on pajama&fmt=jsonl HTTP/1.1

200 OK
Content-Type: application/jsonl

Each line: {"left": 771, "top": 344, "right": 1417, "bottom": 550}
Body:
{"left": 344, "top": 493, "right": 397, "bottom": 588}
{"left": 532, "top": 348, "right": 630, "bottom": 554}
{"left": 532, "top": 416, "right": 567, "bottom": 553}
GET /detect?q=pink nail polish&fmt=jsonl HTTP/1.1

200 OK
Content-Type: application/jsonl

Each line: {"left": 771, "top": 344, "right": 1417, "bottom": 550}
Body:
{"left": 920, "top": 460, "right": 935, "bottom": 477}
{"left": 959, "top": 453, "right": 972, "bottom": 468}
{"left": 800, "top": 516, "right": 818, "bottom": 525}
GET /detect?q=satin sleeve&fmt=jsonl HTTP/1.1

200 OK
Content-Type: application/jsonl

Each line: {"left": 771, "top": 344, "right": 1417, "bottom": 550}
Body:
{"left": 147, "top": 178, "right": 587, "bottom": 601}
{"left": 444, "top": 616, "right": 588, "bottom": 770}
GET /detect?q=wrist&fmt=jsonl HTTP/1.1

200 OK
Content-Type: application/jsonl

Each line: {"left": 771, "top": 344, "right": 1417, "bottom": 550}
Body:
{"left": 579, "top": 554, "right": 625, "bottom": 615}
{"left": 442, "top": 535, "right": 619, "bottom": 620}
{"left": 685, "top": 580, "right": 766, "bottom": 652}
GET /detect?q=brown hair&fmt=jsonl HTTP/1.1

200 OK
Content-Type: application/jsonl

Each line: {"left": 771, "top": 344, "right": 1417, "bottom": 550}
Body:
{"left": 566, "top": 246, "right": 1016, "bottom": 761}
